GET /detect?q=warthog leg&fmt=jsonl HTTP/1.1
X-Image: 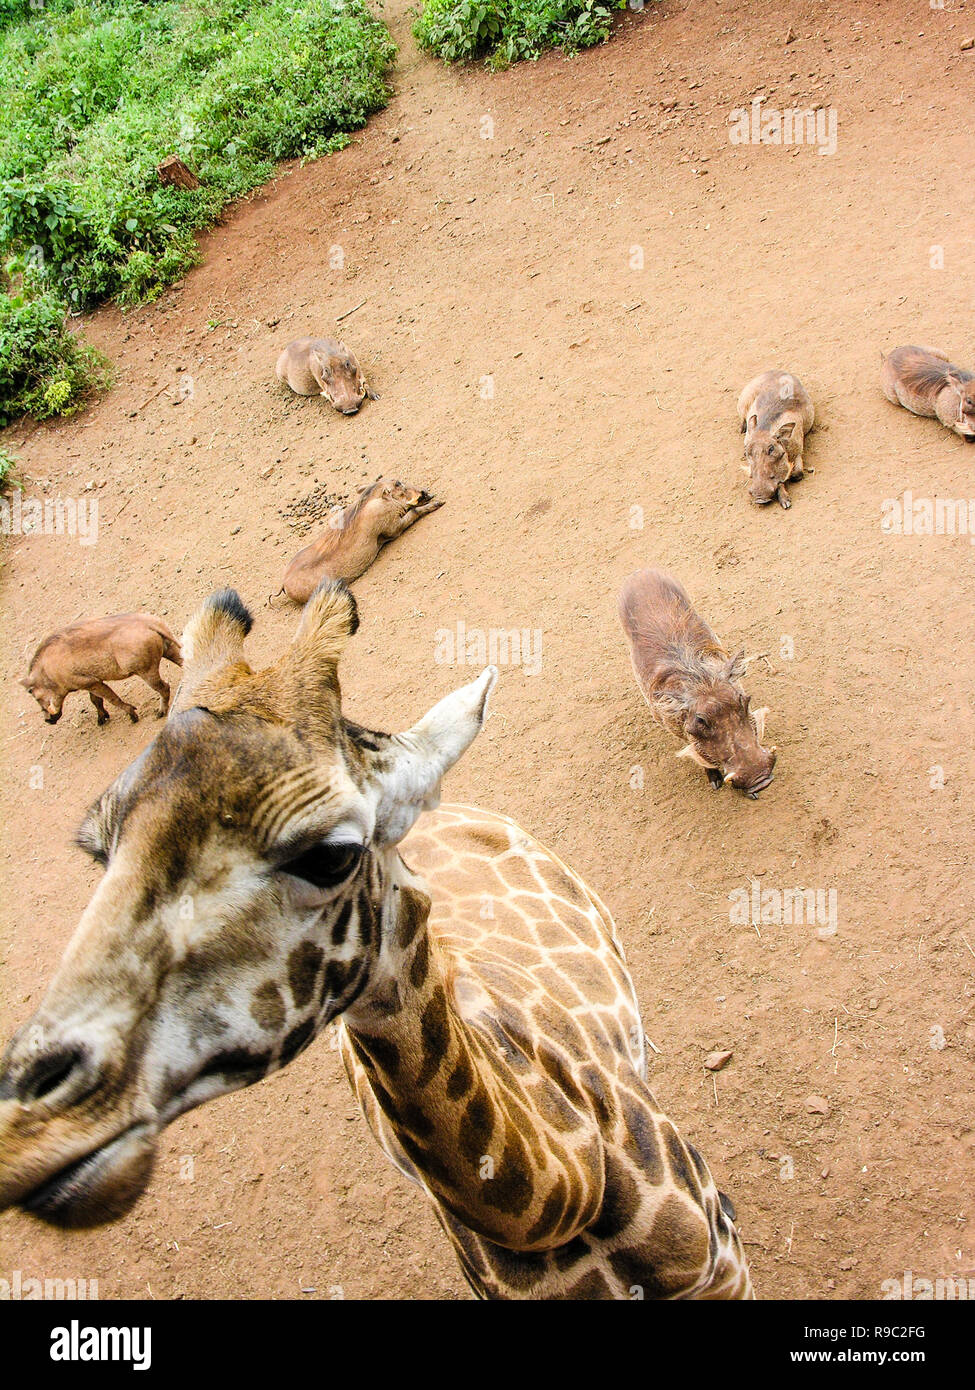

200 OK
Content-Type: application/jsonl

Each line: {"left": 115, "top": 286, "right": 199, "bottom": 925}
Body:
{"left": 90, "top": 680, "right": 138, "bottom": 723}
{"left": 141, "top": 667, "right": 171, "bottom": 717}
{"left": 89, "top": 691, "right": 109, "bottom": 726}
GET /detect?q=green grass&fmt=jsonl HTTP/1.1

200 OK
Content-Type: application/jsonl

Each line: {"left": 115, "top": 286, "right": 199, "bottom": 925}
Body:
{"left": 0, "top": 0, "right": 396, "bottom": 423}
{"left": 413, "top": 0, "right": 626, "bottom": 67}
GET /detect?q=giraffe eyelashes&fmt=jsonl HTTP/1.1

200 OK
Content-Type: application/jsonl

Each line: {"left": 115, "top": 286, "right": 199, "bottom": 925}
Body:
{"left": 277, "top": 841, "right": 364, "bottom": 889}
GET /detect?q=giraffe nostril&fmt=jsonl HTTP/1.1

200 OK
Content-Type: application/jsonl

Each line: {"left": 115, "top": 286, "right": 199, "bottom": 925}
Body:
{"left": 16, "top": 1046, "right": 91, "bottom": 1105}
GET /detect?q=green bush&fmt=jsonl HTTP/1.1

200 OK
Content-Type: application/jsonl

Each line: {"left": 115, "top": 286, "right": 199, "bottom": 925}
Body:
{"left": 0, "top": 442, "right": 18, "bottom": 492}
{"left": 0, "top": 0, "right": 396, "bottom": 424}
{"left": 0, "top": 280, "right": 110, "bottom": 425}
{"left": 414, "top": 0, "right": 625, "bottom": 66}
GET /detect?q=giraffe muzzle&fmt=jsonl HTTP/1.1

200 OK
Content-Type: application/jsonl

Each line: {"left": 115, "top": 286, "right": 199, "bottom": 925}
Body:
{"left": 17, "top": 1122, "right": 157, "bottom": 1228}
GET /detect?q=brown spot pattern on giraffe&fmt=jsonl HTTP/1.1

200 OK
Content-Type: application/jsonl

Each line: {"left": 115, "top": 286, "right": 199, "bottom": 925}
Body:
{"left": 251, "top": 982, "right": 286, "bottom": 1032}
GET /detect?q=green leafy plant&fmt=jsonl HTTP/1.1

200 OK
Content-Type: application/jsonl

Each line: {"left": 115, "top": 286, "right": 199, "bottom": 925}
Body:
{"left": 0, "top": 442, "right": 18, "bottom": 492}
{"left": 0, "top": 281, "right": 111, "bottom": 426}
{"left": 414, "top": 0, "right": 625, "bottom": 66}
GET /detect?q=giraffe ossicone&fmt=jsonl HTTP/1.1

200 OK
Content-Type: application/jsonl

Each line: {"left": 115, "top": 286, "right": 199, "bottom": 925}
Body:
{"left": 0, "top": 580, "right": 753, "bottom": 1298}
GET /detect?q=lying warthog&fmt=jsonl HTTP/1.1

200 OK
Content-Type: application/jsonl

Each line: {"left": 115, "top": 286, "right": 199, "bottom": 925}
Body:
{"left": 282, "top": 477, "right": 443, "bottom": 603}
{"left": 881, "top": 345, "right": 975, "bottom": 441}
{"left": 618, "top": 568, "right": 776, "bottom": 798}
{"left": 21, "top": 614, "right": 183, "bottom": 726}
{"left": 275, "top": 336, "right": 378, "bottom": 415}
{"left": 737, "top": 370, "right": 815, "bottom": 509}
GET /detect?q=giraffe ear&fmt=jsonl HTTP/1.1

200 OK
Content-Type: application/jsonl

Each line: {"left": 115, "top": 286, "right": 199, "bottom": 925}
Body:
{"left": 368, "top": 666, "right": 498, "bottom": 845}
{"left": 170, "top": 589, "right": 253, "bottom": 715}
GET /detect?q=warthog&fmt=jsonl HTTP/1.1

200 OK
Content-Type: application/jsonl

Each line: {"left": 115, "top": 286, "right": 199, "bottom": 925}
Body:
{"left": 21, "top": 614, "right": 182, "bottom": 726}
{"left": 881, "top": 345, "right": 975, "bottom": 441}
{"left": 618, "top": 568, "right": 776, "bottom": 797}
{"left": 737, "top": 370, "right": 815, "bottom": 509}
{"left": 282, "top": 477, "right": 443, "bottom": 602}
{"left": 275, "top": 337, "right": 378, "bottom": 415}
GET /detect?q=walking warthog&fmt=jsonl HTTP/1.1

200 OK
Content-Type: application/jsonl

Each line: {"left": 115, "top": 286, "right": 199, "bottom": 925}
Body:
{"left": 881, "top": 345, "right": 975, "bottom": 441}
{"left": 282, "top": 477, "right": 443, "bottom": 602}
{"left": 737, "top": 370, "right": 815, "bottom": 509}
{"left": 618, "top": 569, "right": 776, "bottom": 798}
{"left": 275, "top": 337, "right": 378, "bottom": 415}
{"left": 21, "top": 614, "right": 182, "bottom": 726}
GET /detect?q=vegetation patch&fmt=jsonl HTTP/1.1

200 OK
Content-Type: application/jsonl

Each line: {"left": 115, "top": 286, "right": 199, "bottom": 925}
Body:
{"left": 413, "top": 0, "right": 626, "bottom": 67}
{"left": 0, "top": 0, "right": 395, "bottom": 423}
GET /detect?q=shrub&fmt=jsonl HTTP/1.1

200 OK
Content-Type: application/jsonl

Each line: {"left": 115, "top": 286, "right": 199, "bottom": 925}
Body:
{"left": 414, "top": 0, "right": 625, "bottom": 66}
{"left": 0, "top": 280, "right": 110, "bottom": 426}
{"left": 0, "top": 442, "right": 17, "bottom": 492}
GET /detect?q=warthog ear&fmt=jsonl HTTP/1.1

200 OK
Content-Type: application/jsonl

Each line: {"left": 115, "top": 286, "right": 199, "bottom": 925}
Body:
{"left": 171, "top": 589, "right": 253, "bottom": 715}
{"left": 747, "top": 413, "right": 758, "bottom": 432}
{"left": 310, "top": 351, "right": 331, "bottom": 396}
{"left": 775, "top": 421, "right": 796, "bottom": 442}
{"left": 725, "top": 648, "right": 747, "bottom": 680}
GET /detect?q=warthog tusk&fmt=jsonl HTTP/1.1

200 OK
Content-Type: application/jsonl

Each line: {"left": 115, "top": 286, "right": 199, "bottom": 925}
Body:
{"left": 740, "top": 463, "right": 751, "bottom": 473}
{"left": 751, "top": 705, "right": 769, "bottom": 743}
{"left": 724, "top": 771, "right": 734, "bottom": 784}
{"left": 676, "top": 743, "right": 711, "bottom": 768}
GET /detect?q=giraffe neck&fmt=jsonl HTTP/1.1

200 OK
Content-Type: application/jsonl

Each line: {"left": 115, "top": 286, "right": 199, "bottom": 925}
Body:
{"left": 342, "top": 863, "right": 604, "bottom": 1250}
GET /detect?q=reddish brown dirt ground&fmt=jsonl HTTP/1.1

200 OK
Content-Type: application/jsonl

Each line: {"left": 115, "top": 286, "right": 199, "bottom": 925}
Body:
{"left": 2, "top": 0, "right": 975, "bottom": 1301}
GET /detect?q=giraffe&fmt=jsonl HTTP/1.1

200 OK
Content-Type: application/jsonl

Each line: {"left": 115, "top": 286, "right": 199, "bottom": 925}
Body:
{"left": 0, "top": 581, "right": 753, "bottom": 1300}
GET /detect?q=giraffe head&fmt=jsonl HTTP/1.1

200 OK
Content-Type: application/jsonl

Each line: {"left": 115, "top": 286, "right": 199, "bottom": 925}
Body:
{"left": 0, "top": 581, "right": 496, "bottom": 1228}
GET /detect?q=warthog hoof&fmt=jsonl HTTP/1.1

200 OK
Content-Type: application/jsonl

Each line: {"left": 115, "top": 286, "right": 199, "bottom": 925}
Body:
{"left": 128, "top": 708, "right": 139, "bottom": 723}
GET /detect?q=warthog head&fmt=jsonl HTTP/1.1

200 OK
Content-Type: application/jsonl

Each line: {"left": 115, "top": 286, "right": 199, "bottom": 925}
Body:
{"left": 948, "top": 377, "right": 975, "bottom": 440}
{"left": 20, "top": 677, "right": 63, "bottom": 724}
{"left": 743, "top": 422, "right": 795, "bottom": 504}
{"left": 670, "top": 654, "right": 777, "bottom": 797}
{"left": 310, "top": 343, "right": 375, "bottom": 416}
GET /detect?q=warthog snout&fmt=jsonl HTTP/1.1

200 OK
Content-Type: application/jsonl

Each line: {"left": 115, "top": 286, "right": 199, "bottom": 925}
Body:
{"left": 724, "top": 746, "right": 777, "bottom": 799}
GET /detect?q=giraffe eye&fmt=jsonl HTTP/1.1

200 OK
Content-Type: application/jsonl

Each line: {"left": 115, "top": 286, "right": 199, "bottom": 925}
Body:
{"left": 279, "top": 842, "right": 363, "bottom": 889}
